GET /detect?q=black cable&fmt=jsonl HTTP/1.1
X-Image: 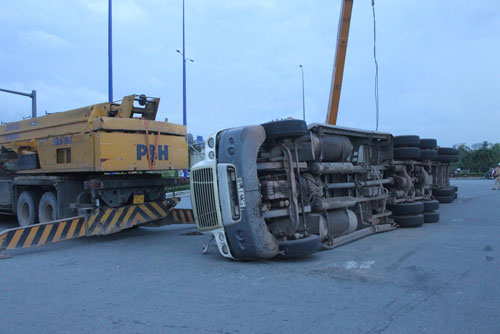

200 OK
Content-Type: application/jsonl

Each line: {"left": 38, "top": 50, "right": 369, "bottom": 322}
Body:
{"left": 372, "top": 0, "right": 380, "bottom": 131}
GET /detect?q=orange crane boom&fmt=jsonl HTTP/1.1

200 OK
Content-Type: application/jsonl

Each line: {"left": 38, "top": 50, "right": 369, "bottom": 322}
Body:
{"left": 326, "top": 0, "right": 354, "bottom": 125}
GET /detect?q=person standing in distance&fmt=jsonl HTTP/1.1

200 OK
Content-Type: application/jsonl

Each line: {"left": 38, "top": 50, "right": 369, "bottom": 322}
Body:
{"left": 493, "top": 163, "right": 500, "bottom": 190}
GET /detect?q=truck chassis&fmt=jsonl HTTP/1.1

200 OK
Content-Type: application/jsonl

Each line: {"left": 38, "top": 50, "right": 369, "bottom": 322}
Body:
{"left": 191, "top": 120, "right": 458, "bottom": 260}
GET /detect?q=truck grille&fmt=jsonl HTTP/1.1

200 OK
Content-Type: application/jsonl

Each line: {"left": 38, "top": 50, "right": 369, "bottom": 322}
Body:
{"left": 191, "top": 166, "right": 221, "bottom": 231}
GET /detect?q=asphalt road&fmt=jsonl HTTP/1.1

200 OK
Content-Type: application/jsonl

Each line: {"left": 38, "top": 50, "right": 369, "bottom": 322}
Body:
{"left": 1, "top": 179, "right": 499, "bottom": 334}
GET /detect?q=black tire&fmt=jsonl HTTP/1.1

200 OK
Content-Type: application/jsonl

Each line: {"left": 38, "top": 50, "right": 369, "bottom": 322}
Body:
{"left": 17, "top": 190, "right": 41, "bottom": 227}
{"left": 420, "top": 149, "right": 438, "bottom": 160}
{"left": 423, "top": 200, "right": 439, "bottom": 212}
{"left": 394, "top": 135, "right": 420, "bottom": 148}
{"left": 419, "top": 138, "right": 437, "bottom": 149}
{"left": 432, "top": 187, "right": 454, "bottom": 196}
{"left": 449, "top": 185, "right": 458, "bottom": 192}
{"left": 438, "top": 155, "right": 459, "bottom": 163}
{"left": 394, "top": 147, "right": 421, "bottom": 160}
{"left": 423, "top": 211, "right": 440, "bottom": 223}
{"left": 278, "top": 234, "right": 322, "bottom": 258}
{"left": 261, "top": 120, "right": 308, "bottom": 140}
{"left": 393, "top": 214, "right": 424, "bottom": 228}
{"left": 387, "top": 202, "right": 424, "bottom": 215}
{"left": 454, "top": 192, "right": 458, "bottom": 199}
{"left": 39, "top": 192, "right": 58, "bottom": 223}
{"left": 435, "top": 195, "right": 454, "bottom": 204}
{"left": 437, "top": 147, "right": 458, "bottom": 155}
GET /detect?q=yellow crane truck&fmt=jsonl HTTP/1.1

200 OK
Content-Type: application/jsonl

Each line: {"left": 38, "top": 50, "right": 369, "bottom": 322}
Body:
{"left": 0, "top": 94, "right": 188, "bottom": 254}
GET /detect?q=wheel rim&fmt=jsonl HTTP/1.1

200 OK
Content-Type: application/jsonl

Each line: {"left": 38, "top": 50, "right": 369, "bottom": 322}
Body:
{"left": 20, "top": 202, "right": 31, "bottom": 225}
{"left": 40, "top": 203, "right": 55, "bottom": 223}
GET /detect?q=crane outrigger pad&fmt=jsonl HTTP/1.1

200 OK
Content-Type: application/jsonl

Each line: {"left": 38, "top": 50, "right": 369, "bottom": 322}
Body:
{"left": 0, "top": 198, "right": 179, "bottom": 255}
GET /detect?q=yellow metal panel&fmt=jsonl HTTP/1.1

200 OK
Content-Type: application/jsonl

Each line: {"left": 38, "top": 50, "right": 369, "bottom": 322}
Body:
{"left": 91, "top": 117, "right": 186, "bottom": 137}
{"left": 0, "top": 107, "right": 94, "bottom": 146}
{"left": 95, "top": 132, "right": 188, "bottom": 171}
{"left": 37, "top": 133, "right": 95, "bottom": 172}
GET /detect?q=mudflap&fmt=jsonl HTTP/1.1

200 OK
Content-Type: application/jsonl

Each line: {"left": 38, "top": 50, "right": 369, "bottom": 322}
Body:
{"left": 0, "top": 198, "right": 179, "bottom": 256}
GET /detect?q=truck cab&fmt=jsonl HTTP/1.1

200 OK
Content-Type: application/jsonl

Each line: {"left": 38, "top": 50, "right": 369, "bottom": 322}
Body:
{"left": 191, "top": 120, "right": 400, "bottom": 260}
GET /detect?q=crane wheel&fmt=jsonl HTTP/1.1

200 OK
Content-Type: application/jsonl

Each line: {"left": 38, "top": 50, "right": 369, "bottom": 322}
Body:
{"left": 17, "top": 190, "right": 41, "bottom": 227}
{"left": 39, "top": 192, "right": 58, "bottom": 223}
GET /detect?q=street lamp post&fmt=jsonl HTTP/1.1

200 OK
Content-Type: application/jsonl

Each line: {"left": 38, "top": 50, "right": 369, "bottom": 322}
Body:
{"left": 177, "top": 0, "right": 194, "bottom": 127}
{"left": 176, "top": 48, "right": 194, "bottom": 124}
{"left": 299, "top": 65, "right": 306, "bottom": 122}
{"left": 0, "top": 88, "right": 37, "bottom": 118}
{"left": 181, "top": 0, "right": 188, "bottom": 126}
{"left": 108, "top": 0, "right": 113, "bottom": 103}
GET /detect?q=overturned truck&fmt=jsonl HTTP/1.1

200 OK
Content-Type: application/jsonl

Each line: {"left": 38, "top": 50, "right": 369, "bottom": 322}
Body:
{"left": 191, "top": 120, "right": 458, "bottom": 260}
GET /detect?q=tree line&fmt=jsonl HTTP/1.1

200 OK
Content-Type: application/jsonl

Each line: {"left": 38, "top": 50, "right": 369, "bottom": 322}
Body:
{"left": 452, "top": 142, "right": 500, "bottom": 173}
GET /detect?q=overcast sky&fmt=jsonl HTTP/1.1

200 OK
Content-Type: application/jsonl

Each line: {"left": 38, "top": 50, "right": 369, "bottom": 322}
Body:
{"left": 1, "top": 0, "right": 499, "bottom": 146}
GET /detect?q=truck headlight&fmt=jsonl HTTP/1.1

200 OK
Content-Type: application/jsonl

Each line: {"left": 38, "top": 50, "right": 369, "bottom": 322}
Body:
{"left": 208, "top": 137, "right": 215, "bottom": 148}
{"left": 208, "top": 151, "right": 215, "bottom": 159}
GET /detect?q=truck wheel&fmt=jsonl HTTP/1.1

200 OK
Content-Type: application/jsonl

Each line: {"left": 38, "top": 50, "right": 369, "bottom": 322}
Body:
{"left": 17, "top": 191, "right": 41, "bottom": 227}
{"left": 423, "top": 200, "right": 439, "bottom": 212}
{"left": 437, "top": 147, "right": 458, "bottom": 155}
{"left": 423, "top": 211, "right": 440, "bottom": 223}
{"left": 261, "top": 120, "right": 308, "bottom": 140}
{"left": 39, "top": 192, "right": 58, "bottom": 223}
{"left": 420, "top": 149, "right": 438, "bottom": 160}
{"left": 393, "top": 135, "right": 420, "bottom": 148}
{"left": 419, "top": 138, "right": 437, "bottom": 149}
{"left": 435, "top": 195, "right": 454, "bottom": 204}
{"left": 394, "top": 147, "right": 421, "bottom": 160}
{"left": 278, "top": 235, "right": 322, "bottom": 259}
{"left": 393, "top": 214, "right": 424, "bottom": 228}
{"left": 387, "top": 202, "right": 424, "bottom": 215}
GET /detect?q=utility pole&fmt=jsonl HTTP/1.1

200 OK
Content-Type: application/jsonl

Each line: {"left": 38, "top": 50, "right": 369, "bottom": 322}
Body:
{"left": 108, "top": 0, "right": 113, "bottom": 103}
{"left": 0, "top": 88, "right": 37, "bottom": 118}
{"left": 299, "top": 65, "right": 306, "bottom": 122}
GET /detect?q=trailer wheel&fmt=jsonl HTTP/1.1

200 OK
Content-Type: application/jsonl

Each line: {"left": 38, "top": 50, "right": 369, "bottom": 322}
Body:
{"left": 393, "top": 214, "right": 424, "bottom": 228}
{"left": 39, "top": 192, "right": 58, "bottom": 223}
{"left": 261, "top": 120, "right": 308, "bottom": 140}
{"left": 435, "top": 195, "right": 454, "bottom": 204}
{"left": 432, "top": 187, "right": 454, "bottom": 196}
{"left": 419, "top": 138, "right": 437, "bottom": 149}
{"left": 387, "top": 202, "right": 424, "bottom": 215}
{"left": 393, "top": 135, "right": 420, "bottom": 148}
{"left": 437, "top": 147, "right": 458, "bottom": 155}
{"left": 437, "top": 154, "right": 459, "bottom": 163}
{"left": 423, "top": 211, "right": 440, "bottom": 223}
{"left": 394, "top": 147, "right": 421, "bottom": 160}
{"left": 423, "top": 200, "right": 439, "bottom": 212}
{"left": 420, "top": 149, "right": 438, "bottom": 160}
{"left": 278, "top": 235, "right": 322, "bottom": 259}
{"left": 17, "top": 191, "right": 41, "bottom": 227}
